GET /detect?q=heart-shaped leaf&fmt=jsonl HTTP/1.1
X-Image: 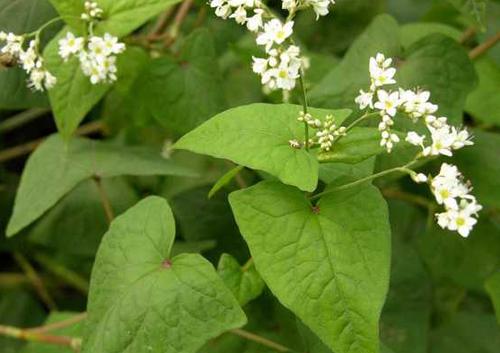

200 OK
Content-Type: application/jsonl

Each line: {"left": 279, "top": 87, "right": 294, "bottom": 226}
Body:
{"left": 83, "top": 196, "right": 247, "bottom": 353}
{"left": 229, "top": 181, "right": 391, "bottom": 353}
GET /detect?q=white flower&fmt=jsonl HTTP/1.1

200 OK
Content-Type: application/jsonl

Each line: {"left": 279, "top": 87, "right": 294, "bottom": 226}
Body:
{"left": 436, "top": 199, "right": 482, "bottom": 238}
{"left": 307, "top": 0, "right": 333, "bottom": 19}
{"left": 19, "top": 40, "right": 38, "bottom": 72}
{"left": 423, "top": 125, "right": 456, "bottom": 157}
{"left": 58, "top": 32, "right": 84, "bottom": 61}
{"left": 355, "top": 90, "right": 373, "bottom": 110}
{"left": 0, "top": 32, "right": 24, "bottom": 56}
{"left": 256, "top": 20, "right": 294, "bottom": 52}
{"left": 246, "top": 9, "right": 264, "bottom": 32}
{"left": 252, "top": 56, "right": 268, "bottom": 74}
{"left": 452, "top": 128, "right": 473, "bottom": 150}
{"left": 374, "top": 90, "right": 400, "bottom": 117}
{"left": 405, "top": 131, "right": 425, "bottom": 147}
{"left": 215, "top": 4, "right": 232, "bottom": 18}
{"left": 282, "top": 0, "right": 296, "bottom": 11}
{"left": 229, "top": 6, "right": 248, "bottom": 24}
{"left": 102, "top": 33, "right": 125, "bottom": 55}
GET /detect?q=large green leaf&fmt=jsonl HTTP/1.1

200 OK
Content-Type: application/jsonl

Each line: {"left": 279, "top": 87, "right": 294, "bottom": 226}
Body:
{"left": 6, "top": 135, "right": 196, "bottom": 237}
{"left": 175, "top": 103, "right": 352, "bottom": 192}
{"left": 133, "top": 29, "right": 226, "bottom": 135}
{"left": 218, "top": 254, "right": 265, "bottom": 306}
{"left": 48, "top": 0, "right": 182, "bottom": 37}
{"left": 83, "top": 196, "right": 246, "bottom": 353}
{"left": 446, "top": 0, "right": 487, "bottom": 29}
{"left": 0, "top": 0, "right": 58, "bottom": 109}
{"left": 229, "top": 181, "right": 391, "bottom": 353}
{"left": 486, "top": 271, "right": 500, "bottom": 325}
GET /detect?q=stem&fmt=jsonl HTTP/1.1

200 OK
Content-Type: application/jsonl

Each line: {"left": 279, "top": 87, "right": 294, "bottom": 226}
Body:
{"left": 27, "top": 313, "right": 87, "bottom": 334}
{"left": 33, "top": 253, "right": 89, "bottom": 295}
{"left": 13, "top": 253, "right": 57, "bottom": 311}
{"left": 298, "top": 69, "right": 309, "bottom": 150}
{"left": 0, "top": 325, "right": 81, "bottom": 351}
{"left": 0, "top": 108, "right": 50, "bottom": 133}
{"left": 310, "top": 165, "right": 415, "bottom": 201}
{"left": 381, "top": 188, "right": 434, "bottom": 210}
{"left": 469, "top": 31, "right": 500, "bottom": 60}
{"left": 167, "top": 0, "right": 194, "bottom": 41}
{"left": 0, "top": 120, "right": 105, "bottom": 163}
{"left": 333, "top": 111, "right": 380, "bottom": 144}
{"left": 230, "top": 329, "right": 292, "bottom": 352}
{"left": 93, "top": 176, "right": 114, "bottom": 224}
{"left": 241, "top": 258, "right": 254, "bottom": 272}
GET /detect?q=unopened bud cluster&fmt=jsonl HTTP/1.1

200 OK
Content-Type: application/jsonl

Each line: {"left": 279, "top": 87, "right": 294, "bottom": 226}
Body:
{"left": 209, "top": 0, "right": 335, "bottom": 91}
{"left": 295, "top": 112, "right": 346, "bottom": 152}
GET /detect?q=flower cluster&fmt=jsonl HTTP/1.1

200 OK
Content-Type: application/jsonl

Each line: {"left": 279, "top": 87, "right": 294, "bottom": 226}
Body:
{"left": 354, "top": 53, "right": 481, "bottom": 237}
{"left": 0, "top": 32, "right": 56, "bottom": 91}
{"left": 417, "top": 164, "right": 482, "bottom": 237}
{"left": 58, "top": 2, "right": 126, "bottom": 85}
{"left": 210, "top": 0, "right": 335, "bottom": 91}
{"left": 59, "top": 32, "right": 125, "bottom": 84}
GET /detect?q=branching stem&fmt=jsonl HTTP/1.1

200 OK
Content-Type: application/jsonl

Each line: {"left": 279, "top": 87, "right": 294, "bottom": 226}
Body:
{"left": 93, "top": 176, "right": 114, "bottom": 224}
{"left": 298, "top": 69, "right": 310, "bottom": 150}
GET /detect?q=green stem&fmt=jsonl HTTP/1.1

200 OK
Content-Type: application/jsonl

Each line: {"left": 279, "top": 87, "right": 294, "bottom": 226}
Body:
{"left": 230, "top": 328, "right": 293, "bottom": 352}
{"left": 241, "top": 258, "right": 254, "bottom": 272}
{"left": 298, "top": 70, "right": 309, "bottom": 150}
{"left": 310, "top": 164, "right": 416, "bottom": 201}
{"left": 33, "top": 253, "right": 89, "bottom": 295}
{"left": 0, "top": 108, "right": 50, "bottom": 134}
{"left": 333, "top": 111, "right": 380, "bottom": 143}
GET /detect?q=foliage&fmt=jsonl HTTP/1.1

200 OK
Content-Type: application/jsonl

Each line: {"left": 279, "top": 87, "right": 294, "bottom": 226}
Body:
{"left": 0, "top": 0, "right": 499, "bottom": 353}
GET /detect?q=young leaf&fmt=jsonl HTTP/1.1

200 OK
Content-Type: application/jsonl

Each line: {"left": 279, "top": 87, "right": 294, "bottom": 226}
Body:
{"left": 209, "top": 165, "right": 245, "bottom": 199}
{"left": 6, "top": 135, "right": 197, "bottom": 237}
{"left": 218, "top": 254, "right": 265, "bottom": 306}
{"left": 175, "top": 103, "right": 352, "bottom": 192}
{"left": 229, "top": 181, "right": 391, "bottom": 353}
{"left": 83, "top": 196, "right": 246, "bottom": 353}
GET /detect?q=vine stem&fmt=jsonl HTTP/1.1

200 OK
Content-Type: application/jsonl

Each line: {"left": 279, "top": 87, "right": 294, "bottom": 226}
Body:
{"left": 93, "top": 176, "right": 114, "bottom": 224}
{"left": 13, "top": 253, "right": 57, "bottom": 311}
{"left": 230, "top": 329, "right": 292, "bottom": 352}
{"left": 27, "top": 313, "right": 87, "bottom": 334}
{"left": 0, "top": 108, "right": 50, "bottom": 134}
{"left": 241, "top": 258, "right": 254, "bottom": 272}
{"left": 0, "top": 325, "right": 81, "bottom": 351}
{"left": 33, "top": 253, "right": 89, "bottom": 295}
{"left": 298, "top": 70, "right": 310, "bottom": 150}
{"left": 310, "top": 163, "right": 416, "bottom": 201}
{"left": 469, "top": 31, "right": 500, "bottom": 60}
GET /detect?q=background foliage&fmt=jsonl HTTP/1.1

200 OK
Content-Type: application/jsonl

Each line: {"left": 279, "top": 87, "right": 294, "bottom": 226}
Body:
{"left": 1, "top": 0, "right": 499, "bottom": 352}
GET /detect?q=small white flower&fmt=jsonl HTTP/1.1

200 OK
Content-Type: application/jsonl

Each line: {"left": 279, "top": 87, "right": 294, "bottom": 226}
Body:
{"left": 215, "top": 4, "right": 232, "bottom": 18}
{"left": 374, "top": 90, "right": 400, "bottom": 117}
{"left": 58, "top": 32, "right": 84, "bottom": 61}
{"left": 355, "top": 90, "right": 373, "bottom": 110}
{"left": 256, "top": 20, "right": 294, "bottom": 52}
{"left": 246, "top": 9, "right": 264, "bottom": 32}
{"left": 405, "top": 131, "right": 425, "bottom": 146}
{"left": 229, "top": 6, "right": 248, "bottom": 24}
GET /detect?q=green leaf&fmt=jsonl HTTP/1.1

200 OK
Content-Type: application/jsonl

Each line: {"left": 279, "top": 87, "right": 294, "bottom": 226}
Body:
{"left": 7, "top": 135, "right": 196, "bottom": 237}
{"left": 485, "top": 271, "right": 500, "bottom": 325}
{"left": 400, "top": 23, "right": 461, "bottom": 48}
{"left": 454, "top": 130, "right": 500, "bottom": 209}
{"left": 319, "top": 157, "right": 375, "bottom": 184}
{"left": 229, "top": 181, "right": 391, "bottom": 353}
{"left": 28, "top": 178, "right": 139, "bottom": 256}
{"left": 310, "top": 16, "right": 476, "bottom": 125}
{"left": 218, "top": 254, "right": 265, "bottom": 306}
{"left": 83, "top": 196, "right": 246, "bottom": 353}
{"left": 430, "top": 312, "right": 500, "bottom": 353}
{"left": 0, "top": 0, "right": 58, "bottom": 109}
{"left": 175, "top": 103, "right": 352, "bottom": 192}
{"left": 133, "top": 29, "right": 226, "bottom": 135}
{"left": 446, "top": 0, "right": 487, "bottom": 29}
{"left": 317, "top": 128, "right": 405, "bottom": 164}
{"left": 309, "top": 14, "right": 401, "bottom": 110}
{"left": 43, "top": 29, "right": 111, "bottom": 139}
{"left": 208, "top": 165, "right": 244, "bottom": 199}
{"left": 48, "top": 0, "right": 182, "bottom": 37}
{"left": 465, "top": 57, "right": 500, "bottom": 125}
{"left": 21, "top": 312, "right": 84, "bottom": 353}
